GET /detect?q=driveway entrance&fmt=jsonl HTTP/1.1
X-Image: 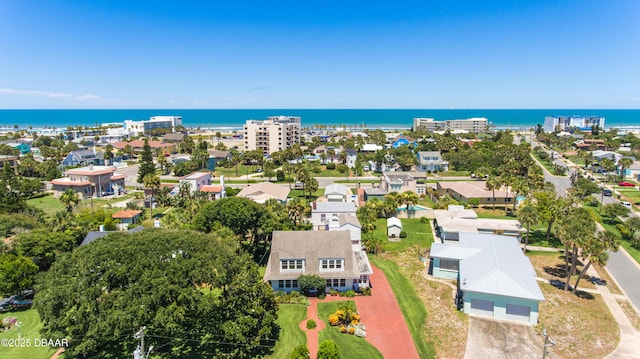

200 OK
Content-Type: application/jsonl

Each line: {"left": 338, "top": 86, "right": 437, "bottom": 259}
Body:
{"left": 464, "top": 317, "right": 549, "bottom": 359}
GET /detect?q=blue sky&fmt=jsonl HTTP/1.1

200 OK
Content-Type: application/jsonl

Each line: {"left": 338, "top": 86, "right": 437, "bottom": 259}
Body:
{"left": 1, "top": 0, "right": 638, "bottom": 109}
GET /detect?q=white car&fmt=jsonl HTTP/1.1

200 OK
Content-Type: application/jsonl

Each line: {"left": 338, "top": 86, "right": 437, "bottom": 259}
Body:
{"left": 621, "top": 201, "right": 632, "bottom": 209}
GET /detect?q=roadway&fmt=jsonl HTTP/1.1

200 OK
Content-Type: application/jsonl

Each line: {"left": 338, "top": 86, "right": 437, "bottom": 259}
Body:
{"left": 528, "top": 136, "right": 640, "bottom": 313}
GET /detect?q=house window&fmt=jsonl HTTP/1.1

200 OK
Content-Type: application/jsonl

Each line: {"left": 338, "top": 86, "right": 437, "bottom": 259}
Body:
{"left": 320, "top": 259, "right": 344, "bottom": 271}
{"left": 326, "top": 278, "right": 347, "bottom": 288}
{"left": 278, "top": 280, "right": 298, "bottom": 288}
{"left": 280, "top": 259, "right": 304, "bottom": 270}
{"left": 440, "top": 259, "right": 459, "bottom": 271}
{"left": 321, "top": 214, "right": 326, "bottom": 221}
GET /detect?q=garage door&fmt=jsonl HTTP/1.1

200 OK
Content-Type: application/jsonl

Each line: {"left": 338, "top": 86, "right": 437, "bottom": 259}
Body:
{"left": 469, "top": 299, "right": 494, "bottom": 317}
{"left": 506, "top": 304, "right": 531, "bottom": 323}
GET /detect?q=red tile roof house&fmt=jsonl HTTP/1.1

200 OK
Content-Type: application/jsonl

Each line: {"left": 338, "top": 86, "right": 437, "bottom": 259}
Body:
{"left": 51, "top": 165, "right": 126, "bottom": 199}
{"left": 112, "top": 209, "right": 143, "bottom": 227}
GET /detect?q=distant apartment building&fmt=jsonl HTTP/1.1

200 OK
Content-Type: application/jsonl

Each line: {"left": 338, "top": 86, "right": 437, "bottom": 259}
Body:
{"left": 0, "top": 155, "right": 18, "bottom": 174}
{"left": 543, "top": 116, "right": 605, "bottom": 133}
{"left": 413, "top": 117, "right": 488, "bottom": 134}
{"left": 124, "top": 116, "right": 183, "bottom": 135}
{"left": 243, "top": 116, "right": 301, "bottom": 155}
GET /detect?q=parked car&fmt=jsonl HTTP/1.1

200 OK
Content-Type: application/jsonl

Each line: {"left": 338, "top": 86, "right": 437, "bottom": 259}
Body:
{"left": 622, "top": 201, "right": 632, "bottom": 209}
{"left": 602, "top": 189, "right": 613, "bottom": 196}
{"left": 618, "top": 181, "right": 636, "bottom": 187}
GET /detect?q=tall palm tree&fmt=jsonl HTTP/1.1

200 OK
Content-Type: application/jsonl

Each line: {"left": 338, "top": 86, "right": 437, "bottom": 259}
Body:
{"left": 485, "top": 176, "right": 500, "bottom": 210}
{"left": 573, "top": 230, "right": 619, "bottom": 294}
{"left": 516, "top": 200, "right": 539, "bottom": 253}
{"left": 555, "top": 206, "right": 595, "bottom": 290}
{"left": 143, "top": 174, "right": 161, "bottom": 218}
{"left": 618, "top": 157, "right": 634, "bottom": 178}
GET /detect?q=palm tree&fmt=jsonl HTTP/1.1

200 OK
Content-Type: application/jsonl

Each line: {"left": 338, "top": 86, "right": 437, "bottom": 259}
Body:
{"left": 618, "top": 157, "right": 634, "bottom": 178}
{"left": 573, "top": 230, "right": 619, "bottom": 294}
{"left": 143, "top": 174, "right": 161, "bottom": 218}
{"left": 59, "top": 189, "right": 80, "bottom": 212}
{"left": 599, "top": 158, "right": 615, "bottom": 182}
{"left": 286, "top": 198, "right": 308, "bottom": 228}
{"left": 555, "top": 206, "right": 595, "bottom": 291}
{"left": 516, "top": 200, "right": 539, "bottom": 253}
{"left": 485, "top": 176, "right": 500, "bottom": 210}
{"left": 104, "top": 144, "right": 114, "bottom": 165}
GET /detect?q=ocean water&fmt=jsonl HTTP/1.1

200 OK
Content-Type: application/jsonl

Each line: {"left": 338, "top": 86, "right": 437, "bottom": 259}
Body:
{"left": 0, "top": 109, "right": 639, "bottom": 130}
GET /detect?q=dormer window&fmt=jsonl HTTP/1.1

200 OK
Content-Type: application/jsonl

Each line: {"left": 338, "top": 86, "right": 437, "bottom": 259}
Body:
{"left": 320, "top": 258, "right": 344, "bottom": 271}
{"left": 280, "top": 259, "right": 304, "bottom": 271}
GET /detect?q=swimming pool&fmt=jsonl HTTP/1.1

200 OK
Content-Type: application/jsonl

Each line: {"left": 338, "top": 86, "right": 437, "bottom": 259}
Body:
{"left": 396, "top": 205, "right": 428, "bottom": 211}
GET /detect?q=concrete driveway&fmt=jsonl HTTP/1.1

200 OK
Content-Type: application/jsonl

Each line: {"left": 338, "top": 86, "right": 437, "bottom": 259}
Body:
{"left": 464, "top": 317, "right": 551, "bottom": 359}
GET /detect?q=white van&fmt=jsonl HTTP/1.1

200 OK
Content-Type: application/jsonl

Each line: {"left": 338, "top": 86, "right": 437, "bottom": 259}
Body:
{"left": 621, "top": 201, "right": 632, "bottom": 209}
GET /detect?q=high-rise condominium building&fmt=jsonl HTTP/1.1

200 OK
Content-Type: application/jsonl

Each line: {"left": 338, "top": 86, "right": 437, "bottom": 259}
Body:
{"left": 243, "top": 116, "right": 301, "bottom": 155}
{"left": 413, "top": 117, "right": 489, "bottom": 133}
{"left": 124, "top": 116, "right": 183, "bottom": 135}
{"left": 543, "top": 116, "right": 605, "bottom": 133}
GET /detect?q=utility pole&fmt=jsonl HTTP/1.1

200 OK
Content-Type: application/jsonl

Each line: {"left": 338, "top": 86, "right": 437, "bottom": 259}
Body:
{"left": 541, "top": 328, "right": 556, "bottom": 359}
{"left": 134, "top": 326, "right": 150, "bottom": 359}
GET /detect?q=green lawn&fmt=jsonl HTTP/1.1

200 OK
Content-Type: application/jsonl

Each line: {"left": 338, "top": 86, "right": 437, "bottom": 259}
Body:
{"left": 267, "top": 304, "right": 307, "bottom": 359}
{"left": 617, "top": 189, "right": 640, "bottom": 205}
{"left": 530, "top": 151, "right": 556, "bottom": 173}
{"left": 439, "top": 170, "right": 471, "bottom": 177}
{"left": 373, "top": 218, "right": 434, "bottom": 253}
{"left": 288, "top": 189, "right": 325, "bottom": 201}
{"left": 212, "top": 164, "right": 256, "bottom": 178}
{"left": 26, "top": 193, "right": 64, "bottom": 216}
{"left": 0, "top": 309, "right": 60, "bottom": 359}
{"left": 369, "top": 257, "right": 436, "bottom": 359}
{"left": 317, "top": 301, "right": 383, "bottom": 359}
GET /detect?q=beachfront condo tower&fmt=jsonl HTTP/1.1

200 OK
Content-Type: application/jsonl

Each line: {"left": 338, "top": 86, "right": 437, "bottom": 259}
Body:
{"left": 243, "top": 116, "right": 301, "bottom": 155}
{"left": 543, "top": 115, "right": 605, "bottom": 133}
{"left": 413, "top": 117, "right": 488, "bottom": 134}
{"left": 124, "top": 116, "right": 183, "bottom": 135}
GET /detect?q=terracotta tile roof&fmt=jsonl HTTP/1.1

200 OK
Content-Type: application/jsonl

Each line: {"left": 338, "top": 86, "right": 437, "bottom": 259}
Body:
{"left": 112, "top": 140, "right": 174, "bottom": 149}
{"left": 112, "top": 209, "right": 143, "bottom": 219}
{"left": 51, "top": 179, "right": 91, "bottom": 186}
{"left": 200, "top": 185, "right": 222, "bottom": 193}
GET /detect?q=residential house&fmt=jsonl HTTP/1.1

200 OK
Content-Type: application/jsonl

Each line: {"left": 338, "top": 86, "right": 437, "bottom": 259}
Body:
{"left": 0, "top": 141, "right": 31, "bottom": 155}
{"left": 379, "top": 171, "right": 427, "bottom": 195}
{"left": 437, "top": 181, "right": 515, "bottom": 206}
{"left": 237, "top": 181, "right": 290, "bottom": 204}
{"left": 429, "top": 233, "right": 544, "bottom": 325}
{"left": 200, "top": 184, "right": 225, "bottom": 200}
{"left": 591, "top": 150, "right": 626, "bottom": 164}
{"left": 625, "top": 161, "right": 640, "bottom": 179}
{"left": 433, "top": 207, "right": 524, "bottom": 242}
{"left": 207, "top": 150, "right": 231, "bottom": 171}
{"left": 311, "top": 202, "right": 357, "bottom": 230}
{"left": 263, "top": 230, "right": 372, "bottom": 293}
{"left": 162, "top": 132, "right": 186, "bottom": 143}
{"left": 62, "top": 149, "right": 104, "bottom": 167}
{"left": 360, "top": 143, "right": 383, "bottom": 152}
{"left": 574, "top": 139, "right": 606, "bottom": 151}
{"left": 363, "top": 187, "right": 388, "bottom": 202}
{"left": 112, "top": 209, "right": 143, "bottom": 227}
{"left": 416, "top": 151, "right": 449, "bottom": 172}
{"left": 324, "top": 183, "right": 353, "bottom": 203}
{"left": 0, "top": 155, "right": 18, "bottom": 174}
{"left": 112, "top": 140, "right": 176, "bottom": 157}
{"left": 387, "top": 217, "right": 402, "bottom": 238}
{"left": 345, "top": 148, "right": 357, "bottom": 169}
{"left": 51, "top": 165, "right": 125, "bottom": 199}
{"left": 328, "top": 214, "right": 363, "bottom": 250}
{"left": 179, "top": 172, "right": 212, "bottom": 193}
{"left": 81, "top": 226, "right": 144, "bottom": 246}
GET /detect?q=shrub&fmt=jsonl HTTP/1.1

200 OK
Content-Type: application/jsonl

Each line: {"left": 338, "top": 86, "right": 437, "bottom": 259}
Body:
{"left": 328, "top": 314, "right": 339, "bottom": 326}
{"left": 420, "top": 216, "right": 428, "bottom": 223}
{"left": 468, "top": 198, "right": 480, "bottom": 207}
{"left": 290, "top": 344, "right": 310, "bottom": 359}
{"left": 318, "top": 292, "right": 326, "bottom": 300}
{"left": 361, "top": 287, "right": 372, "bottom": 296}
{"left": 344, "top": 290, "right": 356, "bottom": 298}
{"left": 399, "top": 231, "right": 407, "bottom": 238}
{"left": 335, "top": 309, "right": 346, "bottom": 320}
{"left": 276, "top": 170, "right": 285, "bottom": 182}
{"left": 329, "top": 289, "right": 339, "bottom": 296}
{"left": 306, "top": 319, "right": 317, "bottom": 329}
{"left": 298, "top": 274, "right": 326, "bottom": 296}
{"left": 317, "top": 340, "right": 341, "bottom": 359}
{"left": 326, "top": 162, "right": 336, "bottom": 170}
{"left": 337, "top": 164, "right": 348, "bottom": 173}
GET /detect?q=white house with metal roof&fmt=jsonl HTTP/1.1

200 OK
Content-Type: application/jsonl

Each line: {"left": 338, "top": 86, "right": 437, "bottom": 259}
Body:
{"left": 429, "top": 233, "right": 544, "bottom": 325}
{"left": 328, "top": 214, "right": 362, "bottom": 250}
{"left": 433, "top": 207, "right": 524, "bottom": 242}
{"left": 324, "top": 183, "right": 353, "bottom": 202}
